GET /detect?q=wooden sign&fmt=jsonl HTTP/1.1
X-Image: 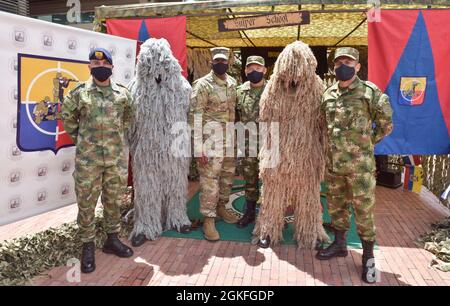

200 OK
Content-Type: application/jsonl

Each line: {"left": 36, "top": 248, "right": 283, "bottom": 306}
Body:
{"left": 218, "top": 11, "right": 310, "bottom": 32}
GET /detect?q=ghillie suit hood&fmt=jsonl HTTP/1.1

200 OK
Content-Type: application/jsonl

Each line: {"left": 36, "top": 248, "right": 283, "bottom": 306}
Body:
{"left": 128, "top": 38, "right": 192, "bottom": 240}
{"left": 253, "top": 40, "right": 329, "bottom": 248}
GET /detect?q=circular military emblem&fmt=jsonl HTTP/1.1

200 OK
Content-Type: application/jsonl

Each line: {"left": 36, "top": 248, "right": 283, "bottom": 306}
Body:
{"left": 123, "top": 69, "right": 132, "bottom": 82}
{"left": 9, "top": 116, "right": 17, "bottom": 134}
{"left": 42, "top": 32, "right": 55, "bottom": 50}
{"left": 9, "top": 86, "right": 18, "bottom": 105}
{"left": 108, "top": 45, "right": 117, "bottom": 57}
{"left": 228, "top": 188, "right": 294, "bottom": 223}
{"left": 8, "top": 169, "right": 23, "bottom": 186}
{"left": 8, "top": 144, "right": 22, "bottom": 161}
{"left": 9, "top": 57, "right": 18, "bottom": 75}
{"left": 67, "top": 37, "right": 78, "bottom": 53}
{"left": 36, "top": 189, "right": 48, "bottom": 205}
{"left": 8, "top": 196, "right": 22, "bottom": 212}
{"left": 399, "top": 77, "right": 427, "bottom": 106}
{"left": 60, "top": 183, "right": 71, "bottom": 199}
{"left": 61, "top": 160, "right": 72, "bottom": 174}
{"left": 36, "top": 164, "right": 49, "bottom": 180}
{"left": 11, "top": 26, "right": 27, "bottom": 47}
{"left": 125, "top": 48, "right": 133, "bottom": 61}
{"left": 89, "top": 41, "right": 98, "bottom": 52}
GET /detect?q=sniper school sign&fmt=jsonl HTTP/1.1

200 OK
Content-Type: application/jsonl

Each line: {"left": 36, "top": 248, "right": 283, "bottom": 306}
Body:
{"left": 218, "top": 11, "right": 310, "bottom": 32}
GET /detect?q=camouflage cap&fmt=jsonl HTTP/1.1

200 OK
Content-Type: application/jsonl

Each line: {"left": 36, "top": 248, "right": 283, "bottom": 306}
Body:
{"left": 210, "top": 47, "right": 230, "bottom": 60}
{"left": 246, "top": 55, "right": 265, "bottom": 67}
{"left": 334, "top": 47, "right": 359, "bottom": 62}
{"left": 89, "top": 48, "right": 113, "bottom": 64}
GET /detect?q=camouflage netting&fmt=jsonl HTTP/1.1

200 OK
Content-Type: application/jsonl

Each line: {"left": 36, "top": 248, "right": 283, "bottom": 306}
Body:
{"left": 94, "top": 0, "right": 450, "bottom": 48}
{"left": 418, "top": 217, "right": 450, "bottom": 272}
{"left": 0, "top": 189, "right": 134, "bottom": 285}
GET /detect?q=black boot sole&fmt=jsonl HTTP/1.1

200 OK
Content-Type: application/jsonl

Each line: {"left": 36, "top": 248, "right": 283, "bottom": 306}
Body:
{"left": 178, "top": 227, "right": 192, "bottom": 234}
{"left": 236, "top": 221, "right": 253, "bottom": 229}
{"left": 315, "top": 250, "right": 348, "bottom": 260}
{"left": 131, "top": 238, "right": 147, "bottom": 248}
{"left": 204, "top": 237, "right": 220, "bottom": 242}
{"left": 81, "top": 264, "right": 96, "bottom": 274}
{"left": 257, "top": 242, "right": 270, "bottom": 249}
{"left": 257, "top": 238, "right": 271, "bottom": 249}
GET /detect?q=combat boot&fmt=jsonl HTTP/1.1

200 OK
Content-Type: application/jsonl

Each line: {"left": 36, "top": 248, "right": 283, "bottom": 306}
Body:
{"left": 257, "top": 235, "right": 271, "bottom": 249}
{"left": 237, "top": 200, "right": 256, "bottom": 228}
{"left": 217, "top": 203, "right": 238, "bottom": 224}
{"left": 81, "top": 242, "right": 96, "bottom": 273}
{"left": 361, "top": 240, "right": 377, "bottom": 284}
{"left": 131, "top": 233, "right": 147, "bottom": 247}
{"left": 102, "top": 233, "right": 134, "bottom": 258}
{"left": 315, "top": 229, "right": 348, "bottom": 260}
{"left": 203, "top": 217, "right": 220, "bottom": 241}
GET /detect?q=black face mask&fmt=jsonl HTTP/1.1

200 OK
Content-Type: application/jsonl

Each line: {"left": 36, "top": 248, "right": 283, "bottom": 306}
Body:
{"left": 91, "top": 66, "right": 112, "bottom": 82}
{"left": 335, "top": 64, "right": 355, "bottom": 81}
{"left": 212, "top": 62, "right": 228, "bottom": 75}
{"left": 247, "top": 70, "right": 264, "bottom": 84}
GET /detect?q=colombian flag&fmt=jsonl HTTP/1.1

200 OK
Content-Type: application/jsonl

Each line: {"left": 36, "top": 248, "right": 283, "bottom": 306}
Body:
{"left": 106, "top": 16, "right": 187, "bottom": 78}
{"left": 403, "top": 165, "right": 423, "bottom": 193}
{"left": 369, "top": 10, "right": 450, "bottom": 154}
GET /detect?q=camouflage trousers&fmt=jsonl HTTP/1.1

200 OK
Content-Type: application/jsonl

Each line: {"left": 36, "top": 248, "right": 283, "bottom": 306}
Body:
{"left": 74, "top": 163, "right": 127, "bottom": 243}
{"left": 241, "top": 157, "right": 259, "bottom": 202}
{"left": 197, "top": 157, "right": 235, "bottom": 218}
{"left": 325, "top": 171, "right": 376, "bottom": 242}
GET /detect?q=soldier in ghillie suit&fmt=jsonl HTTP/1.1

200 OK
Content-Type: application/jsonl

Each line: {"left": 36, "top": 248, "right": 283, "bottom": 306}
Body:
{"left": 253, "top": 41, "right": 329, "bottom": 250}
{"left": 127, "top": 38, "right": 192, "bottom": 247}
{"left": 189, "top": 47, "right": 239, "bottom": 242}
{"left": 61, "top": 48, "right": 135, "bottom": 273}
{"left": 316, "top": 47, "right": 393, "bottom": 284}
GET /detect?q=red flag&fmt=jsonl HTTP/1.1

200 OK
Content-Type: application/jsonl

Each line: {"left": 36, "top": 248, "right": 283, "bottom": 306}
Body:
{"left": 368, "top": 10, "right": 450, "bottom": 154}
{"left": 106, "top": 17, "right": 187, "bottom": 78}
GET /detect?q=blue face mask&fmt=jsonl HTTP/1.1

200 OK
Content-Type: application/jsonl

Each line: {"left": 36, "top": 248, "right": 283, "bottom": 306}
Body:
{"left": 91, "top": 66, "right": 112, "bottom": 82}
{"left": 335, "top": 64, "right": 355, "bottom": 81}
{"left": 247, "top": 70, "right": 264, "bottom": 84}
{"left": 212, "top": 62, "right": 228, "bottom": 75}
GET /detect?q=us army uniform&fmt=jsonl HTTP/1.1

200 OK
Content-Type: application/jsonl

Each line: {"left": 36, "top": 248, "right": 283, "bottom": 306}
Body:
{"left": 316, "top": 47, "right": 393, "bottom": 283}
{"left": 61, "top": 57, "right": 134, "bottom": 244}
{"left": 189, "top": 47, "right": 238, "bottom": 241}
{"left": 235, "top": 56, "right": 267, "bottom": 228}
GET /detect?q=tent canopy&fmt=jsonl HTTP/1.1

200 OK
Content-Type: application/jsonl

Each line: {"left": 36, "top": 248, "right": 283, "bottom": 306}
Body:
{"left": 94, "top": 0, "right": 450, "bottom": 47}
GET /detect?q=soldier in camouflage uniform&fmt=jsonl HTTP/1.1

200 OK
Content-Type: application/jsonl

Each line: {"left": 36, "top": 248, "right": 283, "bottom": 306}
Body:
{"left": 189, "top": 47, "right": 239, "bottom": 241}
{"left": 61, "top": 48, "right": 134, "bottom": 273}
{"left": 235, "top": 56, "right": 267, "bottom": 228}
{"left": 316, "top": 47, "right": 393, "bottom": 284}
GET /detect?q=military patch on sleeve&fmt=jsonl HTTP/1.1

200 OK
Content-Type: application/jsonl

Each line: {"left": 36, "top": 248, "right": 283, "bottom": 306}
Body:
{"left": 363, "top": 81, "right": 379, "bottom": 92}
{"left": 69, "top": 82, "right": 85, "bottom": 95}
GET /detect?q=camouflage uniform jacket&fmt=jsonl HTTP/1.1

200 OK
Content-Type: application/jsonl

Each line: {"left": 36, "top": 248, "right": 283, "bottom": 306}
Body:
{"left": 189, "top": 71, "right": 237, "bottom": 153}
{"left": 236, "top": 80, "right": 266, "bottom": 123}
{"left": 321, "top": 77, "right": 393, "bottom": 175}
{"left": 61, "top": 77, "right": 134, "bottom": 167}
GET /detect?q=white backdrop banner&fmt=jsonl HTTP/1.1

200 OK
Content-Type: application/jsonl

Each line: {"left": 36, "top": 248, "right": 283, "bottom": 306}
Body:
{"left": 0, "top": 11, "right": 136, "bottom": 226}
